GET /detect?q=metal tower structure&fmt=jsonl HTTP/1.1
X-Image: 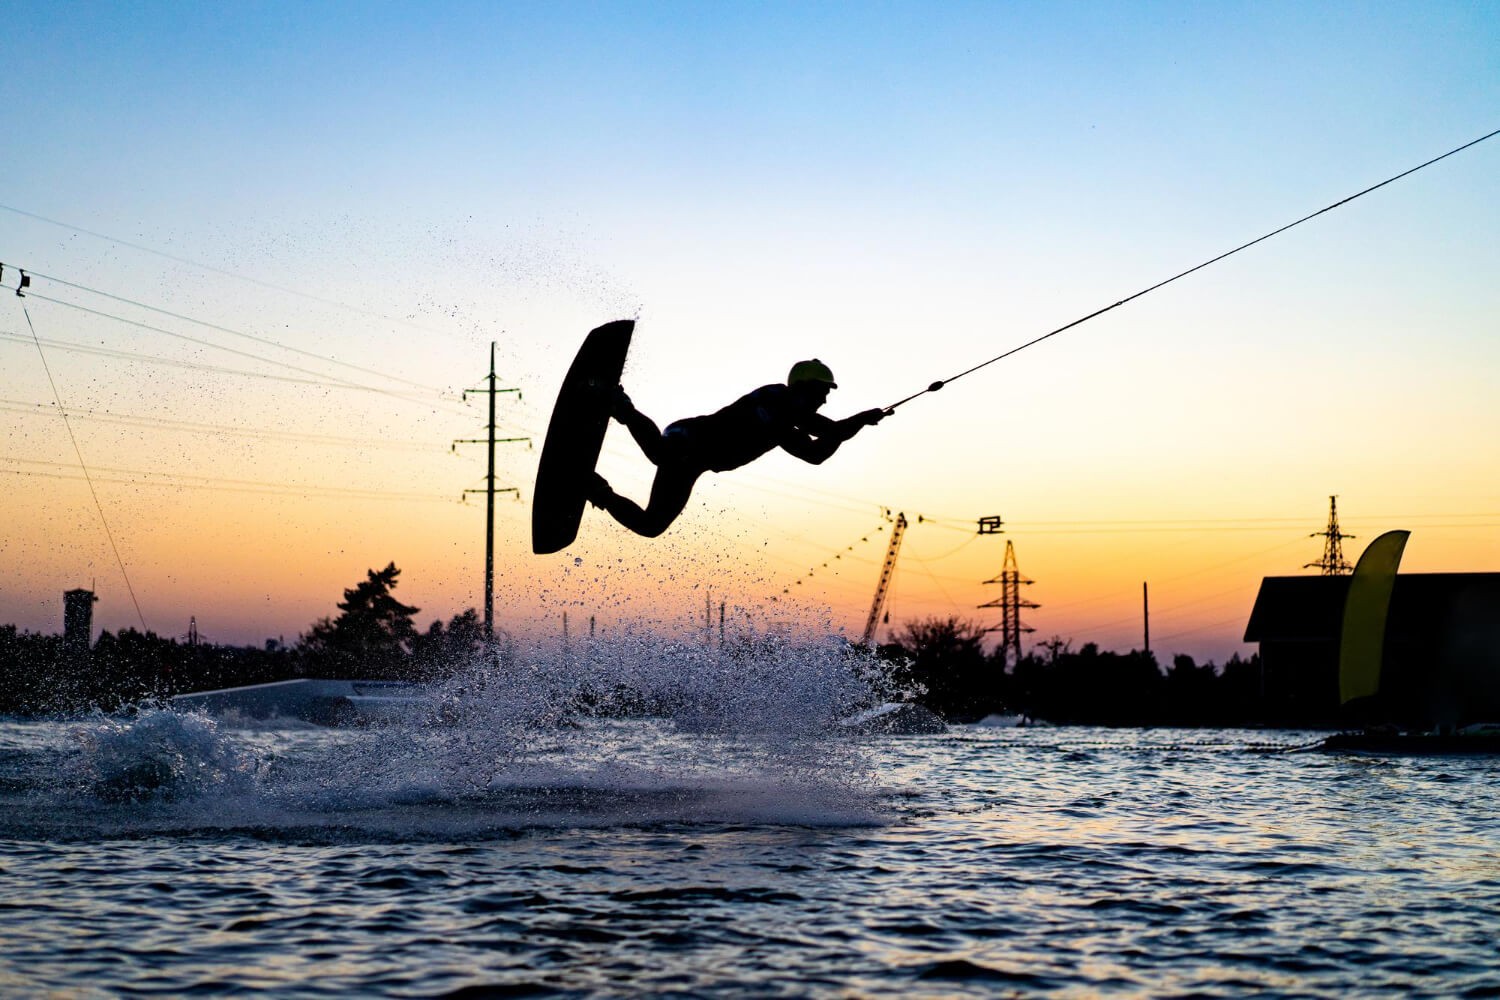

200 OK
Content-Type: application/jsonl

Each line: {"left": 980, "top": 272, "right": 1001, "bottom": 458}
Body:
{"left": 454, "top": 342, "right": 529, "bottom": 640}
{"left": 862, "top": 512, "right": 908, "bottom": 646}
{"left": 1305, "top": 494, "right": 1355, "bottom": 575}
{"left": 980, "top": 539, "right": 1039, "bottom": 669}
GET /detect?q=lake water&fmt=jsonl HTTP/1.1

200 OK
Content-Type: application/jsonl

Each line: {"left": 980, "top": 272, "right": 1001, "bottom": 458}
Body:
{"left": 2, "top": 640, "right": 1497, "bottom": 997}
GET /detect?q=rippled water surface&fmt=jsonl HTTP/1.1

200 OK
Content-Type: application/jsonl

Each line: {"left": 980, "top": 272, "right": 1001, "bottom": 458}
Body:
{"left": 3, "top": 695, "right": 1498, "bottom": 997}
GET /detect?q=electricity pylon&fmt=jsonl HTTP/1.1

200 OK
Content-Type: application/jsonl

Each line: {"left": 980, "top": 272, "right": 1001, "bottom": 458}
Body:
{"left": 1305, "top": 495, "right": 1354, "bottom": 575}
{"left": 980, "top": 539, "right": 1038, "bottom": 670}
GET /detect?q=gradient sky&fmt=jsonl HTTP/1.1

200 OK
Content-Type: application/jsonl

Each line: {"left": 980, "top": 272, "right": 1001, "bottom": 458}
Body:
{"left": 2, "top": 1, "right": 1497, "bottom": 663}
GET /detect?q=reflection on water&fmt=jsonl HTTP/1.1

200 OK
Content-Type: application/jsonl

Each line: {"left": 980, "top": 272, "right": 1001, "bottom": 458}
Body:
{"left": 2, "top": 641, "right": 1498, "bottom": 997}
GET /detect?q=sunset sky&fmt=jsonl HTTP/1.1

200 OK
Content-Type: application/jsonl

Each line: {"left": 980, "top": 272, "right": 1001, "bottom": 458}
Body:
{"left": 2, "top": 2, "right": 1496, "bottom": 664}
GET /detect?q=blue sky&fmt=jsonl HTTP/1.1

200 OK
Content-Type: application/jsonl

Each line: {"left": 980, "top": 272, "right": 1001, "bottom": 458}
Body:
{"left": 2, "top": 2, "right": 1496, "bottom": 659}
{"left": 12, "top": 3, "right": 1494, "bottom": 224}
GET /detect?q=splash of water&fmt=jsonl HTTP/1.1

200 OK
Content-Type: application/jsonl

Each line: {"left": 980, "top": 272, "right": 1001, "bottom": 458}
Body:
{"left": 9, "top": 631, "right": 910, "bottom": 839}
{"left": 64, "top": 708, "right": 262, "bottom": 803}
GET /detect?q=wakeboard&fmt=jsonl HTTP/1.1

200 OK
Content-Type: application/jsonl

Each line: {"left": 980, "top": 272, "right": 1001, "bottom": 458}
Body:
{"left": 531, "top": 319, "right": 634, "bottom": 554}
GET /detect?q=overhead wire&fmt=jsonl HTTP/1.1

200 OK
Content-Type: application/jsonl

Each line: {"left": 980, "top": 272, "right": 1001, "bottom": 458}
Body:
{"left": 1007, "top": 522, "right": 1351, "bottom": 535}
{"left": 0, "top": 202, "right": 460, "bottom": 339}
{"left": 17, "top": 266, "right": 454, "bottom": 394}
{"left": 0, "top": 328, "right": 503, "bottom": 430}
{"left": 0, "top": 327, "right": 424, "bottom": 393}
{"left": 1017, "top": 515, "right": 1333, "bottom": 527}
{"left": 905, "top": 533, "right": 981, "bottom": 564}
{"left": 906, "top": 555, "right": 963, "bottom": 613}
{"left": 735, "top": 475, "right": 979, "bottom": 531}
{"left": 1153, "top": 617, "right": 1256, "bottom": 645}
{"left": 1151, "top": 536, "right": 1312, "bottom": 586}
{"left": 713, "top": 473, "right": 877, "bottom": 517}
{"left": 0, "top": 280, "right": 543, "bottom": 461}
{"left": 20, "top": 307, "right": 149, "bottom": 631}
{"left": 1005, "top": 515, "right": 1500, "bottom": 535}
{"left": 1035, "top": 536, "right": 1309, "bottom": 616}
{"left": 3, "top": 286, "right": 464, "bottom": 409}
{"left": 605, "top": 456, "right": 1500, "bottom": 543}
{"left": 0, "top": 455, "right": 458, "bottom": 503}
{"left": 1062, "top": 584, "right": 1256, "bottom": 646}
{"left": 0, "top": 398, "right": 447, "bottom": 452}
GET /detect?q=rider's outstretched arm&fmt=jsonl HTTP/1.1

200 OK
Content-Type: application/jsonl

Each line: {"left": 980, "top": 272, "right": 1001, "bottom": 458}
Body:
{"left": 781, "top": 408, "right": 887, "bottom": 465}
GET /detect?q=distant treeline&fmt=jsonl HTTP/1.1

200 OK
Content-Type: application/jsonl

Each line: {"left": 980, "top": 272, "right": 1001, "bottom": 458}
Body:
{"left": 4, "top": 566, "right": 1273, "bottom": 726}
{"left": 0, "top": 564, "right": 484, "bottom": 716}
{"left": 879, "top": 616, "right": 1272, "bottom": 727}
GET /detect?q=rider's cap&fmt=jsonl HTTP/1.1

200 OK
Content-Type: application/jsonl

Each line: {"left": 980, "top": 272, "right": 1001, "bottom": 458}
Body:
{"left": 788, "top": 359, "right": 837, "bottom": 388}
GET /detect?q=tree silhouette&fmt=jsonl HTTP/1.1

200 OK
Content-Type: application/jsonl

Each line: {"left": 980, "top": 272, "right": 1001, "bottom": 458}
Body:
{"left": 891, "top": 616, "right": 1002, "bottom": 722}
{"left": 411, "top": 608, "right": 488, "bottom": 680}
{"left": 299, "top": 563, "right": 420, "bottom": 679}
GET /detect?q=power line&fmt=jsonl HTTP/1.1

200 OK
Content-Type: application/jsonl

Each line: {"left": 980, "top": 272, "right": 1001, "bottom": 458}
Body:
{"left": 21, "top": 307, "right": 148, "bottom": 632}
{"left": 5, "top": 288, "right": 457, "bottom": 406}
{"left": 1056, "top": 585, "right": 1256, "bottom": 643}
{"left": 1010, "top": 524, "right": 1340, "bottom": 536}
{"left": 910, "top": 551, "right": 963, "bottom": 610}
{"left": 905, "top": 533, "right": 980, "bottom": 563}
{"left": 0, "top": 455, "right": 458, "bottom": 503}
{"left": 16, "top": 266, "right": 453, "bottom": 394}
{"left": 1151, "top": 536, "right": 1310, "bottom": 586}
{"left": 0, "top": 202, "right": 460, "bottom": 339}
{"left": 0, "top": 327, "right": 459, "bottom": 398}
{"left": 1005, "top": 513, "right": 1500, "bottom": 527}
{"left": 1010, "top": 516, "right": 1500, "bottom": 537}
{"left": 1152, "top": 617, "right": 1255, "bottom": 645}
{"left": 725, "top": 470, "right": 979, "bottom": 529}
{"left": 1006, "top": 521, "right": 1499, "bottom": 535}
{"left": 1014, "top": 515, "right": 1326, "bottom": 526}
{"left": 0, "top": 397, "right": 446, "bottom": 452}
{"left": 719, "top": 474, "right": 976, "bottom": 533}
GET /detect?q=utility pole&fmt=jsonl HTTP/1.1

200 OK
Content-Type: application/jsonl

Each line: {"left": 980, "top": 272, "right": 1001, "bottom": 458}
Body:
{"left": 981, "top": 538, "right": 1039, "bottom": 670}
{"left": 1142, "top": 582, "right": 1150, "bottom": 657}
{"left": 1305, "top": 495, "right": 1355, "bottom": 575}
{"left": 454, "top": 342, "right": 528, "bottom": 641}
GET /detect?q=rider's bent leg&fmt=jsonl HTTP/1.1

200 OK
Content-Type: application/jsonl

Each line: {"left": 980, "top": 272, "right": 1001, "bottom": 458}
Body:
{"left": 613, "top": 392, "right": 673, "bottom": 466}
{"left": 589, "top": 464, "right": 701, "bottom": 538}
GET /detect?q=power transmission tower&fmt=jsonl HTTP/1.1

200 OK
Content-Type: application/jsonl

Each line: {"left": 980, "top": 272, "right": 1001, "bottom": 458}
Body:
{"left": 980, "top": 539, "right": 1038, "bottom": 670}
{"left": 862, "top": 512, "right": 907, "bottom": 646}
{"left": 454, "top": 342, "right": 528, "bottom": 640}
{"left": 1305, "top": 494, "right": 1355, "bottom": 575}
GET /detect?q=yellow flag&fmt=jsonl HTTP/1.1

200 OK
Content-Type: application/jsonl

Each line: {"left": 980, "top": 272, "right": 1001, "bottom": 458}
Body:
{"left": 1339, "top": 530, "right": 1410, "bottom": 704}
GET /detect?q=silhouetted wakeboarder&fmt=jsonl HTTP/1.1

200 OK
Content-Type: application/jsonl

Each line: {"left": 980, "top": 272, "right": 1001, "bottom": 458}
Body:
{"left": 531, "top": 320, "right": 888, "bottom": 554}
{"left": 591, "top": 357, "right": 887, "bottom": 537}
